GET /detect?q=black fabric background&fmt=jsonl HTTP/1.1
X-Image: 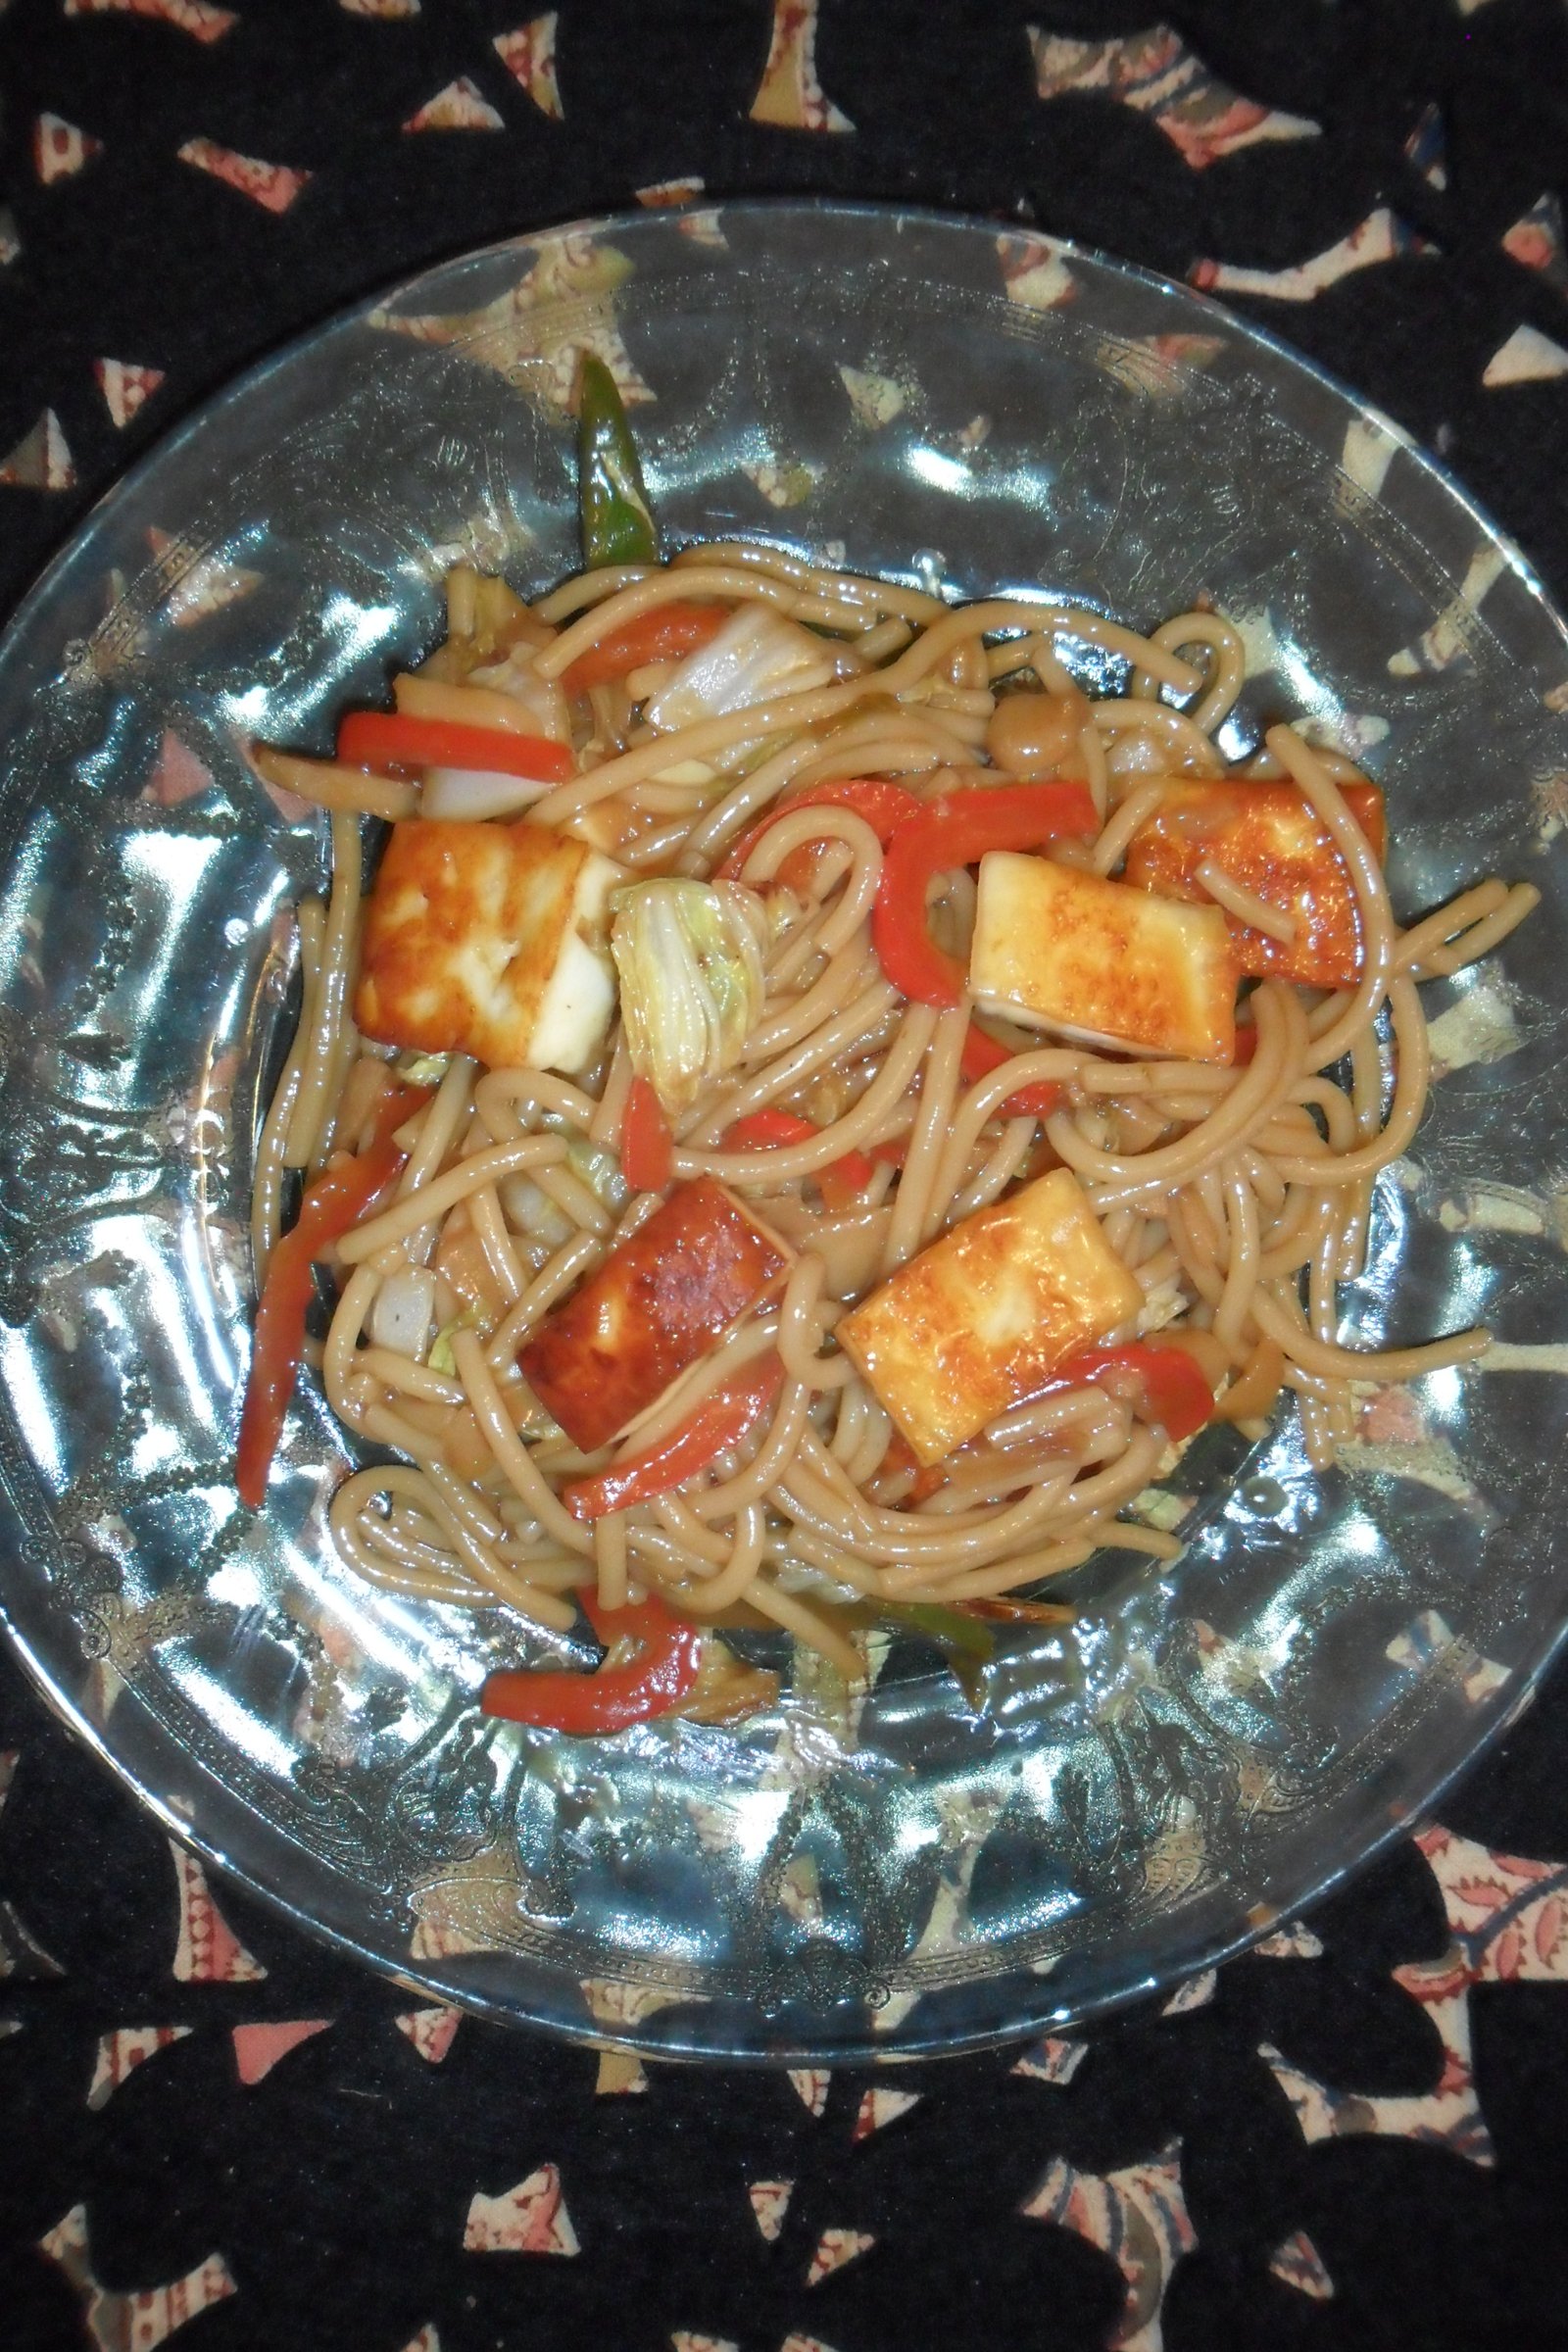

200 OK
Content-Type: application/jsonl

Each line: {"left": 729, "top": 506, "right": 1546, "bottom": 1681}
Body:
{"left": 3, "top": 4, "right": 1568, "bottom": 2346}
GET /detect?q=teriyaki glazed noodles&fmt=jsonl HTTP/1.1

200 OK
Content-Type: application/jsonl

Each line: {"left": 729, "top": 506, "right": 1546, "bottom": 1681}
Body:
{"left": 236, "top": 357, "right": 1538, "bottom": 1738}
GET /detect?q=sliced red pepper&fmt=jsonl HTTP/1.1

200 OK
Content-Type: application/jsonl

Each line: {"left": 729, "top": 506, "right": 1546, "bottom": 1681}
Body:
{"left": 563, "top": 1352, "right": 785, "bottom": 1521}
{"left": 722, "top": 1107, "right": 875, "bottom": 1211}
{"left": 562, "top": 601, "right": 728, "bottom": 694}
{"left": 478, "top": 1591, "right": 703, "bottom": 1734}
{"left": 872, "top": 780, "right": 1100, "bottom": 1007}
{"left": 1231, "top": 1019, "right": 1258, "bottom": 1066}
{"left": 959, "top": 1019, "right": 1063, "bottom": 1119}
{"left": 335, "top": 710, "right": 573, "bottom": 785}
{"left": 716, "top": 776, "right": 924, "bottom": 886}
{"left": 1049, "top": 1339, "right": 1216, "bottom": 1444}
{"left": 620, "top": 1075, "right": 673, "bottom": 1193}
{"left": 235, "top": 1084, "right": 427, "bottom": 1510}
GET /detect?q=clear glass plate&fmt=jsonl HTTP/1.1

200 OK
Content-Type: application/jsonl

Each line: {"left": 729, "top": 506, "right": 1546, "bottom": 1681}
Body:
{"left": 1, "top": 200, "right": 1566, "bottom": 2063}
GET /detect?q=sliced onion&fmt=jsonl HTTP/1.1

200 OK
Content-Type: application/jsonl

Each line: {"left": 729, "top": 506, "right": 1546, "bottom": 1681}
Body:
{"left": 420, "top": 767, "right": 551, "bottom": 820}
{"left": 368, "top": 1265, "right": 436, "bottom": 1359}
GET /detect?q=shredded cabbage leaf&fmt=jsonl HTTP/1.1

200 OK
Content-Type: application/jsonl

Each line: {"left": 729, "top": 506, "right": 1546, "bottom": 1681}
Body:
{"left": 610, "top": 879, "right": 768, "bottom": 1117}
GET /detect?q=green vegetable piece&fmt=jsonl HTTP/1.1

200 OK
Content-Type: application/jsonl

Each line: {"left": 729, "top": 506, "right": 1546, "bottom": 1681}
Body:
{"left": 577, "top": 353, "right": 657, "bottom": 569}
{"left": 877, "top": 1600, "right": 998, "bottom": 1664}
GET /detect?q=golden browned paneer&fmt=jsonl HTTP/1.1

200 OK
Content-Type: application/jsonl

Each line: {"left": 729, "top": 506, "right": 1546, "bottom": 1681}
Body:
{"left": 518, "top": 1176, "right": 793, "bottom": 1451}
{"left": 355, "top": 818, "right": 623, "bottom": 1073}
{"left": 1121, "top": 779, "right": 1386, "bottom": 990}
{"left": 969, "top": 852, "right": 1237, "bottom": 1064}
{"left": 837, "top": 1168, "right": 1144, "bottom": 1464}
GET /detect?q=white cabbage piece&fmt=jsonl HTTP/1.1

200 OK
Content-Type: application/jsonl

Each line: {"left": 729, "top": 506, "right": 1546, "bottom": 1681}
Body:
{"left": 643, "top": 604, "right": 838, "bottom": 735}
{"left": 419, "top": 766, "right": 549, "bottom": 820}
{"left": 609, "top": 878, "right": 768, "bottom": 1118}
{"left": 368, "top": 1265, "right": 436, "bottom": 1360}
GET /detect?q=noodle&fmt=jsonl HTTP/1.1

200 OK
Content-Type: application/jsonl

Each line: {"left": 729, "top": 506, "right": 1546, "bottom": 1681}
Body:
{"left": 242, "top": 540, "right": 1535, "bottom": 1708}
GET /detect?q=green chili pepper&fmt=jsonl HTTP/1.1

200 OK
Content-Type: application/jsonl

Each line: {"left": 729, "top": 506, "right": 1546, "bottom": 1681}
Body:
{"left": 577, "top": 353, "right": 658, "bottom": 569}
{"left": 875, "top": 1600, "right": 997, "bottom": 1664}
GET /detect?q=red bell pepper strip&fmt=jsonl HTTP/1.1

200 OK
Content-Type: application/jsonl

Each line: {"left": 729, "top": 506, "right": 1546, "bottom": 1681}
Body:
{"left": 478, "top": 1591, "right": 704, "bottom": 1734}
{"left": 1049, "top": 1340, "right": 1216, "bottom": 1444}
{"left": 722, "top": 1108, "right": 875, "bottom": 1211}
{"left": 335, "top": 710, "right": 573, "bottom": 785}
{"left": 620, "top": 1075, "right": 673, "bottom": 1193}
{"left": 959, "top": 1019, "right": 1063, "bottom": 1119}
{"left": 235, "top": 1085, "right": 427, "bottom": 1509}
{"left": 562, "top": 1352, "right": 785, "bottom": 1522}
{"left": 716, "top": 776, "right": 924, "bottom": 885}
{"left": 1231, "top": 1020, "right": 1258, "bottom": 1066}
{"left": 562, "top": 601, "right": 728, "bottom": 694}
{"left": 871, "top": 780, "right": 1099, "bottom": 1007}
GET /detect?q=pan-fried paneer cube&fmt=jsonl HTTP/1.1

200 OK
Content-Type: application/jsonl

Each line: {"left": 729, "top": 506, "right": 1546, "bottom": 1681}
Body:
{"left": 519, "top": 1176, "right": 793, "bottom": 1452}
{"left": 355, "top": 818, "right": 624, "bottom": 1074}
{"left": 837, "top": 1168, "right": 1144, "bottom": 1464}
{"left": 1121, "top": 779, "right": 1387, "bottom": 990}
{"left": 969, "top": 852, "right": 1237, "bottom": 1064}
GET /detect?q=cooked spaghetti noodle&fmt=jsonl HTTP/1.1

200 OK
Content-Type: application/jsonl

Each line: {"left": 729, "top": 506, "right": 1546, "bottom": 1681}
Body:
{"left": 248, "top": 543, "right": 1538, "bottom": 1688}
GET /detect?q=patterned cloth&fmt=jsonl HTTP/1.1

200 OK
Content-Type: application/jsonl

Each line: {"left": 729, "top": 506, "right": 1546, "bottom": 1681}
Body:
{"left": 3, "top": 4, "right": 1568, "bottom": 2345}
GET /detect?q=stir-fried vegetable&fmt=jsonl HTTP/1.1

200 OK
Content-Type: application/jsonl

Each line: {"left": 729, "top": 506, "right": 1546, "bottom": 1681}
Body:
{"left": 562, "top": 1354, "right": 785, "bottom": 1521}
{"left": 479, "top": 1591, "right": 703, "bottom": 1733}
{"left": 644, "top": 603, "right": 839, "bottom": 737}
{"left": 236, "top": 1085, "right": 426, "bottom": 1507}
{"left": 1047, "top": 1340, "right": 1217, "bottom": 1444}
{"left": 619, "top": 1075, "right": 673, "bottom": 1193}
{"left": 958, "top": 1018, "right": 1063, "bottom": 1118}
{"left": 577, "top": 354, "right": 658, "bottom": 568}
{"left": 872, "top": 779, "right": 1100, "bottom": 1007}
{"left": 610, "top": 878, "right": 768, "bottom": 1118}
{"left": 336, "top": 710, "right": 573, "bottom": 785}
{"left": 562, "top": 601, "right": 728, "bottom": 694}
{"left": 716, "top": 775, "right": 923, "bottom": 888}
{"left": 723, "top": 1108, "right": 874, "bottom": 1211}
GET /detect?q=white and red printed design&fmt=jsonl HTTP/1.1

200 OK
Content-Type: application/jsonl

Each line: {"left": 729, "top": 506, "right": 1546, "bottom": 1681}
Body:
{"left": 403, "top": 77, "right": 505, "bottom": 132}
{"left": 65, "top": 0, "right": 234, "bottom": 40}
{"left": 1021, "top": 2141, "right": 1197, "bottom": 2352}
{"left": 1501, "top": 191, "right": 1567, "bottom": 286}
{"left": 1262, "top": 1822, "right": 1568, "bottom": 2168}
{"left": 669, "top": 2335, "right": 739, "bottom": 2352}
{"left": 1252, "top": 1919, "right": 1324, "bottom": 1960}
{"left": 1027, "top": 24, "right": 1319, "bottom": 170}
{"left": 750, "top": 0, "right": 853, "bottom": 132}
{"left": 593, "top": 2048, "right": 647, "bottom": 2094}
{"left": 636, "top": 175, "right": 706, "bottom": 207}
{"left": 394, "top": 2005, "right": 462, "bottom": 2065}
{"left": 1483, "top": 324, "right": 1568, "bottom": 388}
{"left": 1387, "top": 541, "right": 1507, "bottom": 677}
{"left": 748, "top": 2180, "right": 793, "bottom": 2242}
{"left": 95, "top": 359, "right": 166, "bottom": 429}
{"left": 140, "top": 730, "right": 214, "bottom": 808}
{"left": 340, "top": 0, "right": 420, "bottom": 13}
{"left": 34, "top": 114, "right": 103, "bottom": 184}
{"left": 998, "top": 231, "right": 1076, "bottom": 311}
{"left": 1161, "top": 1969, "right": 1217, "bottom": 2016}
{"left": 851, "top": 2086, "right": 920, "bottom": 2140}
{"left": 805, "top": 2227, "right": 875, "bottom": 2286}
{"left": 1403, "top": 101, "right": 1447, "bottom": 190}
{"left": 493, "top": 17, "right": 563, "bottom": 120}
{"left": 231, "top": 2019, "right": 331, "bottom": 2084}
{"left": 176, "top": 138, "right": 311, "bottom": 215}
{"left": 579, "top": 1974, "right": 683, "bottom": 2029}
{"left": 1385, "top": 1607, "right": 1510, "bottom": 1705}
{"left": 145, "top": 527, "right": 262, "bottom": 626}
{"left": 169, "top": 1842, "right": 268, "bottom": 1983}
{"left": 36, "top": 2205, "right": 236, "bottom": 2352}
{"left": 464, "top": 2164, "right": 579, "bottom": 2254}
{"left": 85, "top": 2025, "right": 192, "bottom": 2110}
{"left": 1191, "top": 210, "right": 1428, "bottom": 303}
{"left": 1268, "top": 2230, "right": 1334, "bottom": 2299}
{"left": 780, "top": 2337, "right": 843, "bottom": 2352}
{"left": 395, "top": 2329, "right": 441, "bottom": 2352}
{"left": 0, "top": 208, "right": 20, "bottom": 268}
{"left": 1012, "top": 2034, "right": 1089, "bottom": 2085}
{"left": 787, "top": 2066, "right": 830, "bottom": 2116}
{"left": 0, "top": 410, "right": 77, "bottom": 490}
{"left": 371, "top": 233, "right": 653, "bottom": 416}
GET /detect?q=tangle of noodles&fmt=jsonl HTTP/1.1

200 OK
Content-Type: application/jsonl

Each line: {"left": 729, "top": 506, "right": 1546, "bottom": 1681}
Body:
{"left": 250, "top": 547, "right": 1539, "bottom": 1682}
